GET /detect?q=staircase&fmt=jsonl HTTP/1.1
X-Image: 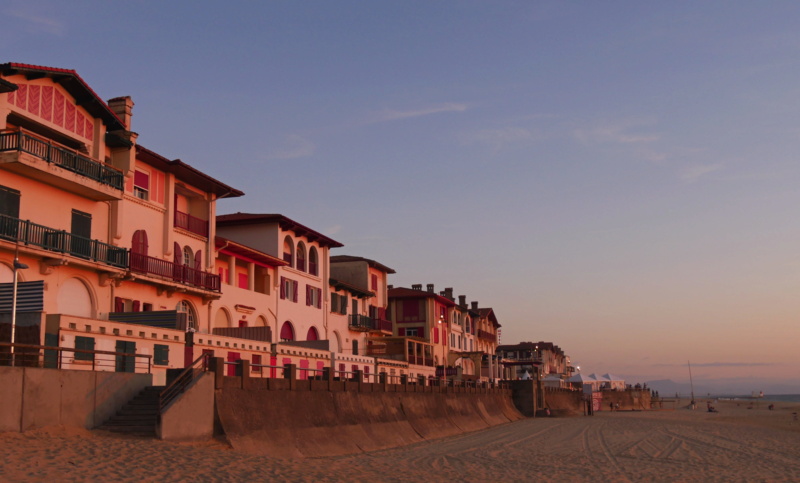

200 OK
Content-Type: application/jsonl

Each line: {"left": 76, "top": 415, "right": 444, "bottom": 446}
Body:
{"left": 97, "top": 385, "right": 165, "bottom": 436}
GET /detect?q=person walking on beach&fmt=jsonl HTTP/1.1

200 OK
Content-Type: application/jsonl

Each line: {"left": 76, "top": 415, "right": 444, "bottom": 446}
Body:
{"left": 610, "top": 402, "right": 614, "bottom": 412}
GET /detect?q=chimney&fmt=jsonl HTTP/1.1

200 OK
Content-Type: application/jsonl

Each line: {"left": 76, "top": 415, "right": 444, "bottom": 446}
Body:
{"left": 471, "top": 301, "right": 479, "bottom": 311}
{"left": 443, "top": 287, "right": 454, "bottom": 301}
{"left": 458, "top": 295, "right": 466, "bottom": 308}
{"left": 387, "top": 285, "right": 393, "bottom": 290}
{"left": 427, "top": 284, "right": 434, "bottom": 293}
{"left": 412, "top": 284, "right": 422, "bottom": 291}
{"left": 107, "top": 96, "right": 134, "bottom": 130}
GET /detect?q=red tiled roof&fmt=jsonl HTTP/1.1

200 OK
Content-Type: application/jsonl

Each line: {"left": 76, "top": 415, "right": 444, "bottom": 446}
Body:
{"left": 136, "top": 145, "right": 243, "bottom": 199}
{"left": 216, "top": 213, "right": 344, "bottom": 248}
{"left": 388, "top": 286, "right": 457, "bottom": 307}
{"left": 215, "top": 236, "right": 287, "bottom": 267}
{"left": 330, "top": 254, "right": 396, "bottom": 274}
{"left": 0, "top": 62, "right": 125, "bottom": 130}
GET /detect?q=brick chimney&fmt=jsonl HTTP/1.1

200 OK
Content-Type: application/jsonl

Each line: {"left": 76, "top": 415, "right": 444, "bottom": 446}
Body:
{"left": 443, "top": 287, "right": 454, "bottom": 301}
{"left": 107, "top": 96, "right": 134, "bottom": 130}
{"left": 458, "top": 295, "right": 467, "bottom": 308}
{"left": 427, "top": 284, "right": 434, "bottom": 293}
{"left": 412, "top": 284, "right": 422, "bottom": 291}
{"left": 387, "top": 285, "right": 393, "bottom": 290}
{"left": 471, "top": 301, "right": 479, "bottom": 311}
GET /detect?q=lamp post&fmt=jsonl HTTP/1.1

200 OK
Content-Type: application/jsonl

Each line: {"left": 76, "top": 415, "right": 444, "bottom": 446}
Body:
{"left": 10, "top": 257, "right": 29, "bottom": 367}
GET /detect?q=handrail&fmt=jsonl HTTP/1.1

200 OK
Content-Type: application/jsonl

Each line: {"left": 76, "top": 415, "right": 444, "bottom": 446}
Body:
{"left": 0, "top": 342, "right": 151, "bottom": 372}
{"left": 0, "top": 129, "right": 124, "bottom": 190}
{"left": 158, "top": 352, "right": 210, "bottom": 413}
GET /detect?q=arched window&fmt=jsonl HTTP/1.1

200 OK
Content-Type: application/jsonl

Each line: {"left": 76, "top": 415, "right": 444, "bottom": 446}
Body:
{"left": 214, "top": 307, "right": 231, "bottom": 328}
{"left": 183, "top": 246, "right": 193, "bottom": 266}
{"left": 308, "top": 247, "right": 318, "bottom": 276}
{"left": 296, "top": 242, "right": 306, "bottom": 272}
{"left": 177, "top": 300, "right": 197, "bottom": 330}
{"left": 283, "top": 236, "right": 294, "bottom": 267}
{"left": 280, "top": 321, "right": 294, "bottom": 341}
{"left": 306, "top": 326, "right": 319, "bottom": 341}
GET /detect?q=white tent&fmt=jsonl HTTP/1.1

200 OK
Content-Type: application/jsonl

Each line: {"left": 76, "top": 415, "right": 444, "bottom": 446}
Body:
{"left": 543, "top": 374, "right": 564, "bottom": 388}
{"left": 602, "top": 373, "right": 625, "bottom": 390}
{"left": 567, "top": 373, "right": 600, "bottom": 392}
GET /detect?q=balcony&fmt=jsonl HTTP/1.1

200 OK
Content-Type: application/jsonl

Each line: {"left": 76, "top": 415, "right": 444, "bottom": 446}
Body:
{"left": 0, "top": 130, "right": 124, "bottom": 200}
{"left": 0, "top": 213, "right": 128, "bottom": 268}
{"left": 174, "top": 210, "right": 209, "bottom": 238}
{"left": 478, "top": 329, "right": 497, "bottom": 343}
{"left": 348, "top": 314, "right": 392, "bottom": 334}
{"left": 212, "top": 326, "right": 272, "bottom": 342}
{"left": 130, "top": 252, "right": 220, "bottom": 292}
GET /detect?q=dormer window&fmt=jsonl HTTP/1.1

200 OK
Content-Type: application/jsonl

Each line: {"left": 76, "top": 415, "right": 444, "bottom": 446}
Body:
{"left": 134, "top": 170, "right": 149, "bottom": 200}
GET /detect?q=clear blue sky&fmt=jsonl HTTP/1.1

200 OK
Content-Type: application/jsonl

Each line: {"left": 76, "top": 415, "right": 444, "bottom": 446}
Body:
{"left": 4, "top": 1, "right": 800, "bottom": 393}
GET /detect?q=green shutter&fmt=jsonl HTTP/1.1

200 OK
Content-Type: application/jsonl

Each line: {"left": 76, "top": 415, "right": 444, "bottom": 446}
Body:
{"left": 154, "top": 344, "right": 169, "bottom": 366}
{"left": 74, "top": 336, "right": 95, "bottom": 361}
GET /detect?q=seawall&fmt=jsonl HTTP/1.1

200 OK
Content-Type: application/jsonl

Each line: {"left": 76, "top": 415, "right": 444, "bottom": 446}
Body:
{"left": 214, "top": 376, "right": 523, "bottom": 458}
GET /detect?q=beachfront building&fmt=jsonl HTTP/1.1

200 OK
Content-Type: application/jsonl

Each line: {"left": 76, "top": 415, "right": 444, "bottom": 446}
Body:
{"left": 471, "top": 302, "right": 502, "bottom": 381}
{"left": 329, "top": 255, "right": 394, "bottom": 356}
{"left": 498, "top": 341, "right": 571, "bottom": 381}
{"left": 0, "top": 63, "right": 241, "bottom": 381}
{"left": 386, "top": 284, "right": 455, "bottom": 368}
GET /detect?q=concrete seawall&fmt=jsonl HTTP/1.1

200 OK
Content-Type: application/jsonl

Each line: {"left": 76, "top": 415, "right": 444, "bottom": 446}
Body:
{"left": 215, "top": 378, "right": 523, "bottom": 458}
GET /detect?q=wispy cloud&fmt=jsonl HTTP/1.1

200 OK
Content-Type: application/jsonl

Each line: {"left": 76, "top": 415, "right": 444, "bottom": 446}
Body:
{"left": 369, "top": 103, "right": 467, "bottom": 124}
{"left": 573, "top": 119, "right": 660, "bottom": 145}
{"left": 263, "top": 134, "right": 315, "bottom": 161}
{"left": 460, "top": 126, "right": 540, "bottom": 152}
{"left": 681, "top": 163, "right": 723, "bottom": 183}
{"left": 5, "top": 8, "right": 64, "bottom": 36}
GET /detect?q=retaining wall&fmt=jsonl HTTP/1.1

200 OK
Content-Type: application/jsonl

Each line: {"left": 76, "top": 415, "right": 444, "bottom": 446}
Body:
{"left": 0, "top": 366, "right": 152, "bottom": 432}
{"left": 215, "top": 376, "right": 523, "bottom": 458}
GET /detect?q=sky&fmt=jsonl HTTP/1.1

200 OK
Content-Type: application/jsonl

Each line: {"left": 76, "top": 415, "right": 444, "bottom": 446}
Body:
{"left": 3, "top": 1, "right": 800, "bottom": 393}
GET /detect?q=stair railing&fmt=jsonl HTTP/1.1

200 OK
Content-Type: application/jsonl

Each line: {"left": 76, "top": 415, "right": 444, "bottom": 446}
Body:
{"left": 158, "top": 353, "right": 210, "bottom": 413}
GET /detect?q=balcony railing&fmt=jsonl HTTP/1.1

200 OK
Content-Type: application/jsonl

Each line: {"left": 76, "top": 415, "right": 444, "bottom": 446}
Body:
{"left": 349, "top": 314, "right": 392, "bottom": 333}
{"left": 174, "top": 210, "right": 209, "bottom": 237}
{"left": 407, "top": 355, "right": 434, "bottom": 367}
{"left": 478, "top": 329, "right": 497, "bottom": 343}
{"left": 0, "top": 213, "right": 128, "bottom": 268}
{"left": 130, "top": 252, "right": 220, "bottom": 292}
{"left": 0, "top": 130, "right": 124, "bottom": 190}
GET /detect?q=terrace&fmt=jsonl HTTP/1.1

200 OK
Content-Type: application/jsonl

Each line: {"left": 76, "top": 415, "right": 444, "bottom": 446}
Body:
{"left": 0, "top": 129, "right": 124, "bottom": 200}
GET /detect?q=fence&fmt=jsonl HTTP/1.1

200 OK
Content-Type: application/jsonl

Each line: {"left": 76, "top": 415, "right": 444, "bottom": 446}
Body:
{"left": 0, "top": 341, "right": 152, "bottom": 373}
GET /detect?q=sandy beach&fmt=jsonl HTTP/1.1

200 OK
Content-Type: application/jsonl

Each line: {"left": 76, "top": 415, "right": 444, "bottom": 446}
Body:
{"left": 1, "top": 400, "right": 799, "bottom": 482}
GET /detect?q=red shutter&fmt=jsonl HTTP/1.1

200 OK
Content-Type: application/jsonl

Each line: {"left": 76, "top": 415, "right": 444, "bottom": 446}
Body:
{"left": 132, "top": 300, "right": 141, "bottom": 312}
{"left": 433, "top": 327, "right": 439, "bottom": 344}
{"left": 280, "top": 277, "right": 286, "bottom": 299}
{"left": 270, "top": 356, "right": 278, "bottom": 378}
{"left": 293, "top": 281, "right": 298, "bottom": 302}
{"left": 398, "top": 328, "right": 406, "bottom": 336}
{"left": 114, "top": 297, "right": 125, "bottom": 313}
{"left": 306, "top": 285, "right": 311, "bottom": 306}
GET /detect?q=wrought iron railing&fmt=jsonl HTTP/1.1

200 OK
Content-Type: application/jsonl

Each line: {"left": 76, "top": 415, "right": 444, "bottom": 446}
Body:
{"left": 0, "top": 130, "right": 124, "bottom": 190}
{"left": 129, "top": 251, "right": 221, "bottom": 292}
{"left": 0, "top": 214, "right": 128, "bottom": 268}
{"left": 478, "top": 329, "right": 497, "bottom": 342}
{"left": 174, "top": 210, "right": 209, "bottom": 237}
{"left": 348, "top": 314, "right": 392, "bottom": 333}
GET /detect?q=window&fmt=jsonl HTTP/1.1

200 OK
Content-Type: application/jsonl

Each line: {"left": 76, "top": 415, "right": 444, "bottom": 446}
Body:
{"left": 74, "top": 336, "right": 95, "bottom": 361}
{"left": 0, "top": 185, "right": 20, "bottom": 238}
{"left": 283, "top": 236, "right": 294, "bottom": 267}
{"left": 154, "top": 344, "right": 169, "bottom": 366}
{"left": 280, "top": 322, "right": 294, "bottom": 341}
{"left": 308, "top": 247, "right": 318, "bottom": 276}
{"left": 177, "top": 301, "right": 197, "bottom": 330}
{"left": 296, "top": 242, "right": 306, "bottom": 272}
{"left": 371, "top": 274, "right": 378, "bottom": 291}
{"left": 133, "top": 170, "right": 150, "bottom": 200}
{"left": 307, "top": 327, "right": 319, "bottom": 341}
{"left": 70, "top": 210, "right": 92, "bottom": 257}
{"left": 238, "top": 272, "right": 248, "bottom": 289}
{"left": 183, "top": 246, "right": 193, "bottom": 267}
{"left": 405, "top": 327, "right": 420, "bottom": 337}
{"left": 306, "top": 285, "right": 321, "bottom": 308}
{"left": 280, "top": 277, "right": 298, "bottom": 302}
{"left": 252, "top": 354, "right": 262, "bottom": 373}
{"left": 399, "top": 299, "right": 423, "bottom": 321}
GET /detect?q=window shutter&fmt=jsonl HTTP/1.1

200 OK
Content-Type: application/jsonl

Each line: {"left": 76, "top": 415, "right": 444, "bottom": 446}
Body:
{"left": 195, "top": 250, "right": 202, "bottom": 270}
{"left": 114, "top": 297, "right": 124, "bottom": 313}
{"left": 293, "top": 281, "right": 298, "bottom": 302}
{"left": 316, "top": 289, "right": 321, "bottom": 309}
{"left": 280, "top": 277, "right": 286, "bottom": 299}
{"left": 433, "top": 327, "right": 439, "bottom": 344}
{"left": 399, "top": 328, "right": 405, "bottom": 336}
{"left": 132, "top": 300, "right": 141, "bottom": 312}
{"left": 306, "top": 285, "right": 311, "bottom": 306}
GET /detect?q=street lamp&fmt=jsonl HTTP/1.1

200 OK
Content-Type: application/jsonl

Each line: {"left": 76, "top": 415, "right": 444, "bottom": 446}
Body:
{"left": 10, "top": 257, "right": 29, "bottom": 367}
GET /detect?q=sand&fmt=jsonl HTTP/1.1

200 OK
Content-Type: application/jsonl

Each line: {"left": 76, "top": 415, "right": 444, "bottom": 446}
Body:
{"left": 1, "top": 400, "right": 799, "bottom": 482}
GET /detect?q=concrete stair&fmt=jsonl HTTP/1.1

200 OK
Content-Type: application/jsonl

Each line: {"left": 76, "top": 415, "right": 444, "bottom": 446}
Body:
{"left": 96, "top": 385, "right": 165, "bottom": 436}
